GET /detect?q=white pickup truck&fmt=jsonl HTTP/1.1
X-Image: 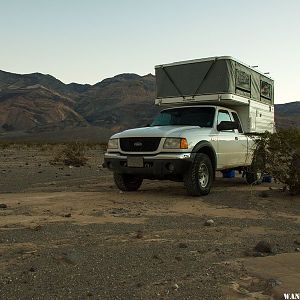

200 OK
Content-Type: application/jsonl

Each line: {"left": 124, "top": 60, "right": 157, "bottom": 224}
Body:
{"left": 104, "top": 57, "right": 275, "bottom": 195}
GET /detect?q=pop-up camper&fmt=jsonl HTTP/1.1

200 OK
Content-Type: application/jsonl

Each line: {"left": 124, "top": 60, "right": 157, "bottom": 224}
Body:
{"left": 155, "top": 56, "right": 274, "bottom": 133}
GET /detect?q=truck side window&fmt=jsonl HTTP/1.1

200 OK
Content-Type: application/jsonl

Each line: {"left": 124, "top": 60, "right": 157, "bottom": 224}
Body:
{"left": 217, "top": 110, "right": 231, "bottom": 124}
{"left": 231, "top": 112, "right": 243, "bottom": 133}
{"left": 217, "top": 110, "right": 233, "bottom": 132}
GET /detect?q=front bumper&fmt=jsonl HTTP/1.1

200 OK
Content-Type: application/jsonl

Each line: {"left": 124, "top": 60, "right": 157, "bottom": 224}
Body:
{"left": 103, "top": 152, "right": 194, "bottom": 179}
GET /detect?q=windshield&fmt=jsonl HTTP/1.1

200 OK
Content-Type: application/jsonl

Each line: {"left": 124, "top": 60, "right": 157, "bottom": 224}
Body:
{"left": 150, "top": 107, "right": 215, "bottom": 127}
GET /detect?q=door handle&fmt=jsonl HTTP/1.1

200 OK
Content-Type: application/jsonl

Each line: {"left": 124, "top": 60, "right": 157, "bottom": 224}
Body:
{"left": 235, "top": 137, "right": 239, "bottom": 140}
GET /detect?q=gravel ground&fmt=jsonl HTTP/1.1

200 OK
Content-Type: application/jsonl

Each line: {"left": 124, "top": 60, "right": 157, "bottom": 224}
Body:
{"left": 0, "top": 145, "right": 299, "bottom": 299}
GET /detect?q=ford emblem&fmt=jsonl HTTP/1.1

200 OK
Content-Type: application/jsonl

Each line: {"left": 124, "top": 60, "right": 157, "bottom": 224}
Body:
{"left": 134, "top": 142, "right": 143, "bottom": 147}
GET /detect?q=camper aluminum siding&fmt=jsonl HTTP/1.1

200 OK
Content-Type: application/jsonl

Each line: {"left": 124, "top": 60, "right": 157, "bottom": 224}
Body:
{"left": 155, "top": 56, "right": 274, "bottom": 105}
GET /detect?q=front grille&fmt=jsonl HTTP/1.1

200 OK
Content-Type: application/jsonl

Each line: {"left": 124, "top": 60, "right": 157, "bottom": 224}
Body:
{"left": 120, "top": 137, "right": 161, "bottom": 152}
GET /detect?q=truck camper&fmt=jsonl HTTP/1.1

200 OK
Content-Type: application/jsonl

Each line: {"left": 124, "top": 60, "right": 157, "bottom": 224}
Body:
{"left": 104, "top": 56, "right": 275, "bottom": 195}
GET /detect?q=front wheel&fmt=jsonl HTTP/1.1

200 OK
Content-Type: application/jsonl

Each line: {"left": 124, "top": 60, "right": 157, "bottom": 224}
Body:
{"left": 184, "top": 153, "right": 213, "bottom": 196}
{"left": 113, "top": 173, "right": 143, "bottom": 191}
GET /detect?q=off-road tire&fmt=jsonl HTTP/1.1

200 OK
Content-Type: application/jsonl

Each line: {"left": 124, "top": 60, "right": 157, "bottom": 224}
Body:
{"left": 113, "top": 173, "right": 143, "bottom": 191}
{"left": 245, "top": 169, "right": 262, "bottom": 185}
{"left": 184, "top": 153, "right": 213, "bottom": 196}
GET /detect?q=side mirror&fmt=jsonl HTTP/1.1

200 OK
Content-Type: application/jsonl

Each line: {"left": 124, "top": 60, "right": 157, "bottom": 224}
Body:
{"left": 217, "top": 121, "right": 239, "bottom": 131}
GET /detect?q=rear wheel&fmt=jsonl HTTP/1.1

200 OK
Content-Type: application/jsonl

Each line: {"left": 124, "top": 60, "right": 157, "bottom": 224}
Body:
{"left": 184, "top": 153, "right": 213, "bottom": 196}
{"left": 113, "top": 173, "right": 143, "bottom": 191}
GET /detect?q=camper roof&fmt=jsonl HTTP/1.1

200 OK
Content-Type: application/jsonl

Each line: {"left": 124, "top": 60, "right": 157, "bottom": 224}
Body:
{"left": 155, "top": 56, "right": 272, "bottom": 80}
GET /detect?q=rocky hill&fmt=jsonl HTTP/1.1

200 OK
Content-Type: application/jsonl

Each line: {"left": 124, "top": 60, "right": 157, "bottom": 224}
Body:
{"left": 0, "top": 70, "right": 159, "bottom": 141}
{"left": 275, "top": 101, "right": 300, "bottom": 129}
{"left": 0, "top": 69, "right": 298, "bottom": 142}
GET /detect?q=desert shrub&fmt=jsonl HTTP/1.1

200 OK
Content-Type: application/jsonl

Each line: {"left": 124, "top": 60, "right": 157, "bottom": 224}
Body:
{"left": 0, "top": 142, "right": 10, "bottom": 149}
{"left": 52, "top": 142, "right": 88, "bottom": 166}
{"left": 251, "top": 129, "right": 300, "bottom": 194}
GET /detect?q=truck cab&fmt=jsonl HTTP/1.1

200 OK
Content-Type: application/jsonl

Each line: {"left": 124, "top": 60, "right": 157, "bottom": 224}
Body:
{"left": 104, "top": 105, "right": 251, "bottom": 195}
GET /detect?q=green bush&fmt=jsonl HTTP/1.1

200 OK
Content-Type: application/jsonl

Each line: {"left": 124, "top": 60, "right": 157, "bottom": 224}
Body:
{"left": 251, "top": 129, "right": 300, "bottom": 194}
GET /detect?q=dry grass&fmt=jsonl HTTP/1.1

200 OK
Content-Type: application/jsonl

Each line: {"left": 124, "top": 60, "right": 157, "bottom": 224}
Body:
{"left": 52, "top": 142, "right": 88, "bottom": 167}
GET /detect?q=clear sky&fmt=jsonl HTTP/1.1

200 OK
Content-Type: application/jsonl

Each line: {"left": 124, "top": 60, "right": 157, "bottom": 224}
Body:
{"left": 0, "top": 0, "right": 299, "bottom": 103}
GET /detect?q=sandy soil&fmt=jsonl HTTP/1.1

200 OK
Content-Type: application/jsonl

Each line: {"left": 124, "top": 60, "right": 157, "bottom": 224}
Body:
{"left": 0, "top": 145, "right": 299, "bottom": 299}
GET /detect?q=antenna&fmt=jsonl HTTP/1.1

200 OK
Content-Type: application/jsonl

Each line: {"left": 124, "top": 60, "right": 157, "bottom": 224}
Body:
{"left": 251, "top": 65, "right": 259, "bottom": 68}
{"left": 264, "top": 72, "right": 270, "bottom": 75}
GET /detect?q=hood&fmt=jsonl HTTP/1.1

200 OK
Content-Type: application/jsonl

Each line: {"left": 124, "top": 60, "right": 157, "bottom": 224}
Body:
{"left": 111, "top": 125, "right": 213, "bottom": 139}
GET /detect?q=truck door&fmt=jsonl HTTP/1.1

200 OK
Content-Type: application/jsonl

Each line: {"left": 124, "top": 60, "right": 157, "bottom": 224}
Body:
{"left": 231, "top": 111, "right": 249, "bottom": 166}
{"left": 216, "top": 109, "right": 240, "bottom": 168}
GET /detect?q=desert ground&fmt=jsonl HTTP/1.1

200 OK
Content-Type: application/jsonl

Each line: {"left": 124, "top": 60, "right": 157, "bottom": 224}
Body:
{"left": 0, "top": 144, "right": 299, "bottom": 300}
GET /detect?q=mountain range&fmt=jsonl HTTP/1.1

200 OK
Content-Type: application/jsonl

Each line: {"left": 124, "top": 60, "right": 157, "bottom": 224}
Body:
{"left": 0, "top": 69, "right": 299, "bottom": 142}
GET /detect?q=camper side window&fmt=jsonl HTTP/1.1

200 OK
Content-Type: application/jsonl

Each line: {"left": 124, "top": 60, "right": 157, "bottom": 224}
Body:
{"left": 231, "top": 112, "right": 243, "bottom": 133}
{"left": 236, "top": 69, "right": 251, "bottom": 98}
{"left": 260, "top": 81, "right": 272, "bottom": 100}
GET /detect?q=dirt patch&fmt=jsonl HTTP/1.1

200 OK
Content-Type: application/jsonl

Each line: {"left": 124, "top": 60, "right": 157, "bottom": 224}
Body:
{"left": 244, "top": 253, "right": 300, "bottom": 299}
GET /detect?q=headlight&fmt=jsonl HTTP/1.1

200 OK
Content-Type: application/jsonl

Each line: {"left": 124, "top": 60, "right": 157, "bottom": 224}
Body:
{"left": 163, "top": 138, "right": 188, "bottom": 149}
{"left": 107, "top": 138, "right": 119, "bottom": 149}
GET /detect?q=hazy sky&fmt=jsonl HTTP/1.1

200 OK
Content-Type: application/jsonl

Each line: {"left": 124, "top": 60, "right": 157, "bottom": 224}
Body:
{"left": 1, "top": 0, "right": 299, "bottom": 103}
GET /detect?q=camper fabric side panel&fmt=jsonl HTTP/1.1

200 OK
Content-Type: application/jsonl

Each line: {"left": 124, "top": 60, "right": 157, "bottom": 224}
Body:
{"left": 155, "top": 67, "right": 180, "bottom": 98}
{"left": 168, "top": 60, "right": 214, "bottom": 97}
{"left": 251, "top": 72, "right": 261, "bottom": 102}
{"left": 155, "top": 60, "right": 216, "bottom": 98}
{"left": 198, "top": 59, "right": 234, "bottom": 95}
{"left": 155, "top": 59, "right": 233, "bottom": 98}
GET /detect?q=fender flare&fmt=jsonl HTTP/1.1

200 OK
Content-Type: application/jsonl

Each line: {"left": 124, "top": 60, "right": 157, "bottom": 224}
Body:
{"left": 192, "top": 141, "right": 217, "bottom": 171}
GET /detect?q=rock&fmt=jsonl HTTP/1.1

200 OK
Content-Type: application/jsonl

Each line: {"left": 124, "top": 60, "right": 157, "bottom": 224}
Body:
{"left": 294, "top": 239, "right": 300, "bottom": 246}
{"left": 244, "top": 249, "right": 262, "bottom": 257}
{"left": 29, "top": 267, "right": 36, "bottom": 272}
{"left": 136, "top": 230, "right": 143, "bottom": 239}
{"left": 259, "top": 191, "right": 269, "bottom": 198}
{"left": 267, "top": 278, "right": 282, "bottom": 287}
{"left": 295, "top": 248, "right": 300, "bottom": 252}
{"left": 32, "top": 225, "right": 42, "bottom": 231}
{"left": 173, "top": 283, "right": 179, "bottom": 290}
{"left": 178, "top": 243, "right": 188, "bottom": 249}
{"left": 0, "top": 203, "right": 7, "bottom": 209}
{"left": 204, "top": 219, "right": 214, "bottom": 226}
{"left": 64, "top": 213, "right": 72, "bottom": 218}
{"left": 254, "top": 240, "right": 274, "bottom": 253}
